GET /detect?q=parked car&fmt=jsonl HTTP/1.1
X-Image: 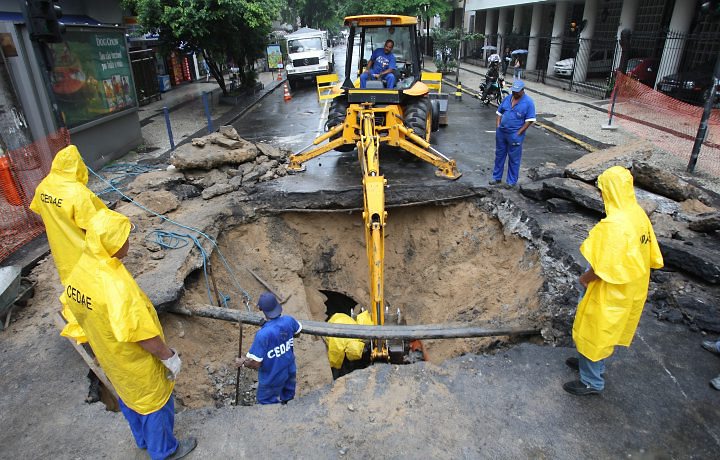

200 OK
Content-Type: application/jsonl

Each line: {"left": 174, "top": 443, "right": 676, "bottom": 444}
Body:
{"left": 553, "top": 49, "right": 613, "bottom": 78}
{"left": 656, "top": 63, "right": 720, "bottom": 107}
{"left": 625, "top": 57, "right": 659, "bottom": 87}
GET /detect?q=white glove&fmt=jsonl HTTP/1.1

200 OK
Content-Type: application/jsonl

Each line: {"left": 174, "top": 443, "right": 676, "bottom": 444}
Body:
{"left": 161, "top": 349, "right": 182, "bottom": 381}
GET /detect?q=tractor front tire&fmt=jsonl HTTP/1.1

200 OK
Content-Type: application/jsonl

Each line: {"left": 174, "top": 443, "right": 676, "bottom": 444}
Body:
{"left": 403, "top": 98, "right": 432, "bottom": 143}
{"left": 327, "top": 98, "right": 354, "bottom": 152}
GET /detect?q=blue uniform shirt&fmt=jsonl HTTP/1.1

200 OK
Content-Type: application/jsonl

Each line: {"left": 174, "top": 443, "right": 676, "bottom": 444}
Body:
{"left": 247, "top": 315, "right": 302, "bottom": 387}
{"left": 369, "top": 48, "right": 396, "bottom": 75}
{"left": 496, "top": 93, "right": 536, "bottom": 132}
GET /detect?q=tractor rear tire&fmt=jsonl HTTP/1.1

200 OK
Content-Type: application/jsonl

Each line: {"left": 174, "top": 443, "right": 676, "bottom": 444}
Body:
{"left": 403, "top": 98, "right": 431, "bottom": 143}
{"left": 327, "top": 98, "right": 354, "bottom": 152}
{"left": 430, "top": 99, "right": 440, "bottom": 132}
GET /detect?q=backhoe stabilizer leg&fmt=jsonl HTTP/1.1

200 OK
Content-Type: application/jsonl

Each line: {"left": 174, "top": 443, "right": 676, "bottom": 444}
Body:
{"left": 287, "top": 136, "right": 349, "bottom": 172}
{"left": 396, "top": 139, "right": 462, "bottom": 180}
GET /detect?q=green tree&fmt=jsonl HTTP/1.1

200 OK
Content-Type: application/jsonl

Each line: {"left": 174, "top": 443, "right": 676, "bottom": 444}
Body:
{"left": 339, "top": 0, "right": 451, "bottom": 20}
{"left": 432, "top": 28, "right": 482, "bottom": 73}
{"left": 123, "top": 0, "right": 280, "bottom": 95}
{"left": 281, "top": 0, "right": 341, "bottom": 31}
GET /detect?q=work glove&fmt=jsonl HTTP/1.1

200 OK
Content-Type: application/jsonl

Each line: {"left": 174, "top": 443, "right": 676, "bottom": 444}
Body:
{"left": 161, "top": 348, "right": 182, "bottom": 381}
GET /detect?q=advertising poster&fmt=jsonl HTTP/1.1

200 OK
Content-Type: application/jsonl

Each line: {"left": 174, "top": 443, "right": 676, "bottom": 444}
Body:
{"left": 266, "top": 44, "right": 283, "bottom": 69}
{"left": 48, "top": 27, "right": 137, "bottom": 129}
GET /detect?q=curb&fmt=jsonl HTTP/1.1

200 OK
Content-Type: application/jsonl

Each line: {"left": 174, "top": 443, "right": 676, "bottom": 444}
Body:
{"left": 159, "top": 79, "right": 286, "bottom": 156}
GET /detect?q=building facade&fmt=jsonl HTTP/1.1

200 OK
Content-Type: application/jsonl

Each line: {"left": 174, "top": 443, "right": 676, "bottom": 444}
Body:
{"left": 461, "top": 0, "right": 719, "bottom": 92}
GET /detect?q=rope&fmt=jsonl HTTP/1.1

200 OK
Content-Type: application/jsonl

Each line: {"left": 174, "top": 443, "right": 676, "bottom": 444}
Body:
{"left": 94, "top": 163, "right": 156, "bottom": 197}
{"left": 87, "top": 165, "right": 252, "bottom": 311}
{"left": 151, "top": 230, "right": 230, "bottom": 307}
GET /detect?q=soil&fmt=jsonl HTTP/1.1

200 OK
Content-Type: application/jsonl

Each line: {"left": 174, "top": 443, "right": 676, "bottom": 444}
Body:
{"left": 165, "top": 200, "right": 543, "bottom": 409}
{"left": 14, "top": 200, "right": 543, "bottom": 412}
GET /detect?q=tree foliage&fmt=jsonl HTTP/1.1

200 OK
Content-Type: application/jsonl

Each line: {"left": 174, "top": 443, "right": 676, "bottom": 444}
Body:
{"left": 432, "top": 28, "right": 482, "bottom": 73}
{"left": 338, "top": 0, "right": 450, "bottom": 19}
{"left": 123, "top": 0, "right": 281, "bottom": 94}
{"left": 280, "top": 0, "right": 340, "bottom": 32}
{"left": 339, "top": 0, "right": 451, "bottom": 18}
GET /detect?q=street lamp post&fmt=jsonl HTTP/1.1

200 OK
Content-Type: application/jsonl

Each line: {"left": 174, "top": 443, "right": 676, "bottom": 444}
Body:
{"left": 456, "top": 0, "right": 466, "bottom": 86}
{"left": 423, "top": 4, "right": 430, "bottom": 56}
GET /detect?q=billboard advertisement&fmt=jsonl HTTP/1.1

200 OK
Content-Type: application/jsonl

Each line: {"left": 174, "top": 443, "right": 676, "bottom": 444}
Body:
{"left": 48, "top": 27, "right": 137, "bottom": 129}
{"left": 266, "top": 44, "right": 283, "bottom": 69}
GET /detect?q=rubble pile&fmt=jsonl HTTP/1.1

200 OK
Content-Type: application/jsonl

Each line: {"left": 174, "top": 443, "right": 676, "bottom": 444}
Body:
{"left": 169, "top": 125, "right": 291, "bottom": 200}
{"left": 110, "top": 125, "right": 292, "bottom": 309}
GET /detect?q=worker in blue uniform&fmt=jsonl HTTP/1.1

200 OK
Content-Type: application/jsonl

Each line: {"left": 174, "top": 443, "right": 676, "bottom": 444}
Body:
{"left": 235, "top": 292, "right": 302, "bottom": 404}
{"left": 490, "top": 80, "right": 536, "bottom": 187}
{"left": 360, "top": 39, "right": 397, "bottom": 88}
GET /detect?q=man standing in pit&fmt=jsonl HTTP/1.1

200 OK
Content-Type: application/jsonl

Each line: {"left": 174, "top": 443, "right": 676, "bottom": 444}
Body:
{"left": 235, "top": 292, "right": 303, "bottom": 404}
{"left": 564, "top": 166, "right": 664, "bottom": 396}
{"left": 61, "top": 209, "right": 196, "bottom": 459}
{"left": 490, "top": 80, "right": 536, "bottom": 187}
{"left": 30, "top": 144, "right": 107, "bottom": 342}
{"left": 360, "top": 39, "right": 397, "bottom": 89}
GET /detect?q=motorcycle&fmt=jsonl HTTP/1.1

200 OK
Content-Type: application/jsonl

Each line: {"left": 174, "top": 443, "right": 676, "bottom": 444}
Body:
{"left": 478, "top": 75, "right": 509, "bottom": 106}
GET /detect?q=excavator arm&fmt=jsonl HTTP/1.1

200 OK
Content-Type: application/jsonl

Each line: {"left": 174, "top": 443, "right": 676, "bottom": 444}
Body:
{"left": 358, "top": 107, "right": 389, "bottom": 360}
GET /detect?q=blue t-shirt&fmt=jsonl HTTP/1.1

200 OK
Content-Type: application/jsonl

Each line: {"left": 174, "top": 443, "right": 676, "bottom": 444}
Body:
{"left": 369, "top": 48, "right": 396, "bottom": 75}
{"left": 496, "top": 93, "right": 536, "bottom": 132}
{"left": 247, "top": 315, "right": 302, "bottom": 386}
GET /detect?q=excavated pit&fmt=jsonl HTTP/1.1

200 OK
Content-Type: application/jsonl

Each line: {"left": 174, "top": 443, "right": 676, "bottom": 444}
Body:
{"left": 164, "top": 200, "right": 546, "bottom": 409}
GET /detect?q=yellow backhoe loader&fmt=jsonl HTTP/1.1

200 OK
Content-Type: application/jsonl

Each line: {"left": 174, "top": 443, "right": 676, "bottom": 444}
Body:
{"left": 288, "top": 15, "right": 461, "bottom": 364}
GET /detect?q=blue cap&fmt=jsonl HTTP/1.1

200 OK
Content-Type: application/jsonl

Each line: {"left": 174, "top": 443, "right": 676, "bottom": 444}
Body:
{"left": 257, "top": 292, "right": 282, "bottom": 319}
{"left": 510, "top": 80, "right": 525, "bottom": 92}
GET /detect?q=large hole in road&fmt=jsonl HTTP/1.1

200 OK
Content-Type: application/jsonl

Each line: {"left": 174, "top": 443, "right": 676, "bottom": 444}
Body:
{"left": 163, "top": 200, "right": 544, "bottom": 409}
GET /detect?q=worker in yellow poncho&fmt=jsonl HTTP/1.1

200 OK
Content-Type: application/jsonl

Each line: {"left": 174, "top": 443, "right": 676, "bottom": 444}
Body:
{"left": 30, "top": 144, "right": 107, "bottom": 342}
{"left": 564, "top": 166, "right": 663, "bottom": 396}
{"left": 326, "top": 310, "right": 372, "bottom": 379}
{"left": 60, "top": 209, "right": 196, "bottom": 460}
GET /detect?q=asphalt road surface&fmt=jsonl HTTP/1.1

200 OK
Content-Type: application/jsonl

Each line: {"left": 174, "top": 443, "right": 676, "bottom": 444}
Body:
{"left": 232, "top": 47, "right": 585, "bottom": 193}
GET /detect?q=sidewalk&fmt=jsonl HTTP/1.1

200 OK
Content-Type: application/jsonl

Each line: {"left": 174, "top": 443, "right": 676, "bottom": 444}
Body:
{"left": 425, "top": 58, "right": 633, "bottom": 150}
{"left": 130, "top": 70, "right": 283, "bottom": 162}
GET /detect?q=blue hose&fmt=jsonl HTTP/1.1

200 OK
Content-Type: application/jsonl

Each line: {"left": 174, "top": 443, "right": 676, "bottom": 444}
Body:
{"left": 87, "top": 165, "right": 252, "bottom": 311}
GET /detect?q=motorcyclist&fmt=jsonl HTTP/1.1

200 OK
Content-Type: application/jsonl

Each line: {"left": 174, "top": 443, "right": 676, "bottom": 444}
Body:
{"left": 480, "top": 54, "right": 504, "bottom": 104}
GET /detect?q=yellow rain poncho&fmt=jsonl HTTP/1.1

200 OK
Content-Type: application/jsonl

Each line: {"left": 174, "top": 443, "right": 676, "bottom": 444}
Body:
{"left": 326, "top": 311, "right": 372, "bottom": 369}
{"left": 60, "top": 209, "right": 173, "bottom": 414}
{"left": 572, "top": 166, "right": 664, "bottom": 362}
{"left": 30, "top": 145, "right": 107, "bottom": 342}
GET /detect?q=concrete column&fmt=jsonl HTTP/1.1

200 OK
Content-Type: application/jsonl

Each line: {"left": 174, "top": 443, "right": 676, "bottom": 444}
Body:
{"left": 497, "top": 8, "right": 509, "bottom": 52}
{"left": 484, "top": 9, "right": 496, "bottom": 60}
{"left": 547, "top": 1, "right": 569, "bottom": 73}
{"left": 613, "top": 0, "right": 639, "bottom": 71}
{"left": 572, "top": 0, "right": 598, "bottom": 84}
{"left": 656, "top": 0, "right": 698, "bottom": 84}
{"left": 526, "top": 3, "right": 543, "bottom": 71}
{"left": 617, "top": 0, "right": 639, "bottom": 37}
{"left": 512, "top": 5, "right": 524, "bottom": 34}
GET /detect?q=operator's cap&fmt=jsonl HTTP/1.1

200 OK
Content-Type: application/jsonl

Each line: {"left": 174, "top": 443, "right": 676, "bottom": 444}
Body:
{"left": 257, "top": 292, "right": 282, "bottom": 319}
{"left": 510, "top": 80, "right": 525, "bottom": 92}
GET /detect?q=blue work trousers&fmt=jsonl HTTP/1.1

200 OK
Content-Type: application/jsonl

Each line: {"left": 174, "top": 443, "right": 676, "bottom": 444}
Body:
{"left": 578, "top": 354, "right": 606, "bottom": 391}
{"left": 257, "top": 370, "right": 297, "bottom": 405}
{"left": 493, "top": 128, "right": 525, "bottom": 185}
{"left": 119, "top": 396, "right": 178, "bottom": 460}
{"left": 360, "top": 72, "right": 396, "bottom": 89}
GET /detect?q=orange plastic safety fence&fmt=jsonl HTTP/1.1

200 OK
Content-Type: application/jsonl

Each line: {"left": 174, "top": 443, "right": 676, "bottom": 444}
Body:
{"left": 0, "top": 129, "right": 71, "bottom": 262}
{"left": 609, "top": 72, "right": 720, "bottom": 176}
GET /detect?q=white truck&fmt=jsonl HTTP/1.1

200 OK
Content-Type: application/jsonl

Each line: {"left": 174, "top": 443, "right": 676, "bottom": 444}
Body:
{"left": 284, "top": 27, "right": 335, "bottom": 89}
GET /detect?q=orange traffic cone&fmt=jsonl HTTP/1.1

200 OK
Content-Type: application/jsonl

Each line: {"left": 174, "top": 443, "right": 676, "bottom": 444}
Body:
{"left": 283, "top": 82, "right": 292, "bottom": 102}
{"left": 276, "top": 71, "right": 283, "bottom": 82}
{"left": 0, "top": 149, "right": 22, "bottom": 206}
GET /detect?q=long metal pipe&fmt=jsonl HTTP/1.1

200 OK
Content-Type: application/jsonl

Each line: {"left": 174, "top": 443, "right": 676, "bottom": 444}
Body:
{"left": 168, "top": 304, "right": 540, "bottom": 340}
